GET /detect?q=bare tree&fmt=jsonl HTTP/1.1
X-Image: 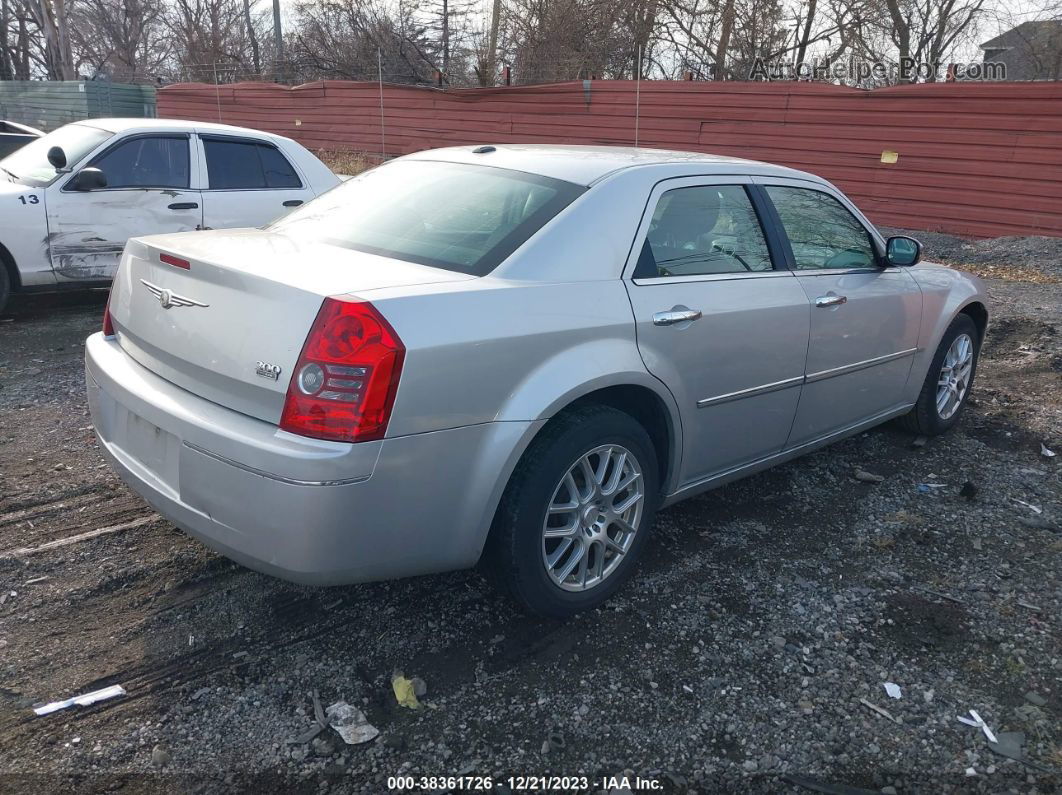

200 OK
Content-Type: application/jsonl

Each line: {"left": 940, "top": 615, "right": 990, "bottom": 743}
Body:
{"left": 0, "top": 0, "right": 12, "bottom": 78}
{"left": 480, "top": 0, "right": 501, "bottom": 84}
{"left": 659, "top": 0, "right": 788, "bottom": 79}
{"left": 873, "top": 0, "right": 987, "bottom": 81}
{"left": 241, "top": 0, "right": 259, "bottom": 74}
{"left": 660, "top": 0, "right": 724, "bottom": 78}
{"left": 0, "top": 0, "right": 38, "bottom": 79}
{"left": 23, "top": 0, "right": 75, "bottom": 78}
{"left": 166, "top": 0, "right": 265, "bottom": 80}
{"left": 287, "top": 0, "right": 437, "bottom": 83}
{"left": 501, "top": 0, "right": 644, "bottom": 82}
{"left": 69, "top": 0, "right": 170, "bottom": 81}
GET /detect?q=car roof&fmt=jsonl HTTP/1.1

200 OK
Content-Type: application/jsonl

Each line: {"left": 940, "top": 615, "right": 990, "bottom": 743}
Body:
{"left": 402, "top": 144, "right": 818, "bottom": 186}
{"left": 76, "top": 117, "right": 291, "bottom": 142}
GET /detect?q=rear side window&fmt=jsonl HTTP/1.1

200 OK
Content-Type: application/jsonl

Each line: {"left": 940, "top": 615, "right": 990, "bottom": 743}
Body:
{"left": 271, "top": 161, "right": 585, "bottom": 275}
{"left": 637, "top": 185, "right": 773, "bottom": 277}
{"left": 90, "top": 136, "right": 189, "bottom": 189}
{"left": 203, "top": 138, "right": 302, "bottom": 190}
{"left": 259, "top": 146, "right": 301, "bottom": 187}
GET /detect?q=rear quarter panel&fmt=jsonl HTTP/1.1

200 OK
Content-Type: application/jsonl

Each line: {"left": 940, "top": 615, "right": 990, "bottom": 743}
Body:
{"left": 277, "top": 138, "right": 341, "bottom": 196}
{"left": 362, "top": 278, "right": 673, "bottom": 436}
{"left": 902, "top": 262, "right": 988, "bottom": 403}
{"left": 354, "top": 277, "right": 681, "bottom": 566}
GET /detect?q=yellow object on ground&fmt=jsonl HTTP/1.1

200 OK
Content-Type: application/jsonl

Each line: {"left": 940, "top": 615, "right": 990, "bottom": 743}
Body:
{"left": 392, "top": 674, "right": 421, "bottom": 709}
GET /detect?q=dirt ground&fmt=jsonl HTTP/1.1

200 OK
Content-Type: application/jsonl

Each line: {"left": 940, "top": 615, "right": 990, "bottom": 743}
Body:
{"left": 0, "top": 253, "right": 1059, "bottom": 794}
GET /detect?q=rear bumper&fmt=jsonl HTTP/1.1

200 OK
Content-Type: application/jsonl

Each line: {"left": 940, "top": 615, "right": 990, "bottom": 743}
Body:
{"left": 85, "top": 332, "right": 536, "bottom": 585}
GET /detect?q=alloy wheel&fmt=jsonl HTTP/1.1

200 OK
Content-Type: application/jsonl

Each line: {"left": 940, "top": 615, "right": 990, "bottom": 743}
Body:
{"left": 936, "top": 332, "right": 974, "bottom": 420}
{"left": 541, "top": 444, "right": 644, "bottom": 592}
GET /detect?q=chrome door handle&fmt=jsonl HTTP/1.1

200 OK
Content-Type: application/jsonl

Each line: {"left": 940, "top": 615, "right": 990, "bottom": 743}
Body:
{"left": 815, "top": 295, "right": 847, "bottom": 308}
{"left": 653, "top": 309, "right": 702, "bottom": 326}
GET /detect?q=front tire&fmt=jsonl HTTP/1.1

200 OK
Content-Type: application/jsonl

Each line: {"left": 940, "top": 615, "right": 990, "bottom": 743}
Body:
{"left": 489, "top": 405, "right": 660, "bottom": 618}
{"left": 900, "top": 313, "right": 980, "bottom": 436}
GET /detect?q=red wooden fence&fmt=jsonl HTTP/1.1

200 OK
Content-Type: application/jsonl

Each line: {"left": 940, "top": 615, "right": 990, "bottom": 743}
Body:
{"left": 158, "top": 79, "right": 1062, "bottom": 239}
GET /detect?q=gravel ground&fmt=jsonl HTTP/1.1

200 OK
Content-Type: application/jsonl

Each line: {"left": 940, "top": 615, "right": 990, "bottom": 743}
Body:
{"left": 880, "top": 227, "right": 1062, "bottom": 284}
{"left": 0, "top": 248, "right": 1059, "bottom": 794}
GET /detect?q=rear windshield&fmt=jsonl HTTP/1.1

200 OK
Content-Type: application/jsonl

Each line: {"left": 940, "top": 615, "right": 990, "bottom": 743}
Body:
{"left": 270, "top": 160, "right": 585, "bottom": 275}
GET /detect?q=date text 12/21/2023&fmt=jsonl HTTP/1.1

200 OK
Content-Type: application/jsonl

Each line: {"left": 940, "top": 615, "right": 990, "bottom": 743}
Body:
{"left": 387, "top": 775, "right": 663, "bottom": 791}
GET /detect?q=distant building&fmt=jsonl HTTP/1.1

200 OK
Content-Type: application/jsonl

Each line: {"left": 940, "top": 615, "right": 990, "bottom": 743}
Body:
{"left": 981, "top": 20, "right": 1062, "bottom": 81}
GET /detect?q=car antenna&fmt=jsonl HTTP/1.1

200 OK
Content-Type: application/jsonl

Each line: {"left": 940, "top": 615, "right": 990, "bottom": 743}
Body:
{"left": 378, "top": 48, "right": 386, "bottom": 160}
{"left": 634, "top": 45, "right": 642, "bottom": 148}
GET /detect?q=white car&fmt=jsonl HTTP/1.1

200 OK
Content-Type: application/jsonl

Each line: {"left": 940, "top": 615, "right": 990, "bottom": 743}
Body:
{"left": 0, "top": 118, "right": 339, "bottom": 313}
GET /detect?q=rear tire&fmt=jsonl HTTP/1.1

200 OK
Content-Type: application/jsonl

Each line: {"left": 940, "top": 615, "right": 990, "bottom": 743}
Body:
{"left": 488, "top": 405, "right": 660, "bottom": 618}
{"left": 899, "top": 313, "right": 980, "bottom": 436}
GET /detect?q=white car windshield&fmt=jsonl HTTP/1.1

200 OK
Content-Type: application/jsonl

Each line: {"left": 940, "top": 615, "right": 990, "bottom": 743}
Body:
{"left": 271, "top": 160, "right": 585, "bottom": 276}
{"left": 0, "top": 123, "right": 113, "bottom": 186}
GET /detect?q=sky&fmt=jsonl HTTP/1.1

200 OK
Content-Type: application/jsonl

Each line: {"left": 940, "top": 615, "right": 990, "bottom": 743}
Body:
{"left": 272, "top": 0, "right": 1057, "bottom": 70}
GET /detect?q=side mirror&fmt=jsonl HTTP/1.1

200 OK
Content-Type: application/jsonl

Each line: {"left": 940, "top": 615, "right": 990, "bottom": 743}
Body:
{"left": 69, "top": 167, "right": 107, "bottom": 192}
{"left": 885, "top": 235, "right": 921, "bottom": 266}
{"left": 47, "top": 146, "right": 67, "bottom": 169}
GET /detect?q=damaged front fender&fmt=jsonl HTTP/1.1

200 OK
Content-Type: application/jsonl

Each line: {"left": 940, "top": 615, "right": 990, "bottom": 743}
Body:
{"left": 0, "top": 179, "right": 54, "bottom": 288}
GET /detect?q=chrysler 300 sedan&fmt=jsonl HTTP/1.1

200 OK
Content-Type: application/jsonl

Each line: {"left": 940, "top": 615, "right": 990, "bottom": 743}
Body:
{"left": 85, "top": 145, "right": 987, "bottom": 617}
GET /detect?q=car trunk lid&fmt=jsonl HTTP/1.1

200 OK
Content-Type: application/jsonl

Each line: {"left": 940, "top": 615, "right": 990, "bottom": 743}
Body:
{"left": 109, "top": 228, "right": 471, "bottom": 424}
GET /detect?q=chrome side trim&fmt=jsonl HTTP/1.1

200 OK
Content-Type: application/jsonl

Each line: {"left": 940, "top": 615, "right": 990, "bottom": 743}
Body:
{"left": 697, "top": 375, "right": 803, "bottom": 408}
{"left": 792, "top": 267, "right": 891, "bottom": 275}
{"left": 633, "top": 270, "right": 794, "bottom": 286}
{"left": 805, "top": 348, "right": 918, "bottom": 384}
{"left": 182, "top": 441, "right": 371, "bottom": 487}
{"left": 697, "top": 349, "right": 918, "bottom": 407}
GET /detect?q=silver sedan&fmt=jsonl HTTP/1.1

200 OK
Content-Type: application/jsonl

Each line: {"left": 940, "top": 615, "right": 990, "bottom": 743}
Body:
{"left": 85, "top": 145, "right": 987, "bottom": 617}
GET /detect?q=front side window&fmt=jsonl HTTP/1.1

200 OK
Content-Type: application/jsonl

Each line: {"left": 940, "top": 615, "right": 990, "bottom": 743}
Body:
{"left": 0, "top": 123, "right": 113, "bottom": 186}
{"left": 89, "top": 136, "right": 190, "bottom": 189}
{"left": 271, "top": 160, "right": 585, "bottom": 275}
{"left": 637, "top": 185, "right": 773, "bottom": 277}
{"left": 203, "top": 138, "right": 302, "bottom": 189}
{"left": 765, "top": 186, "right": 877, "bottom": 270}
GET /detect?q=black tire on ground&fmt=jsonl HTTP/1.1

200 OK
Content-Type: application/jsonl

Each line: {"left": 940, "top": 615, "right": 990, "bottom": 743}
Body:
{"left": 899, "top": 313, "right": 980, "bottom": 436}
{"left": 0, "top": 265, "right": 9, "bottom": 316}
{"left": 487, "top": 404, "right": 660, "bottom": 618}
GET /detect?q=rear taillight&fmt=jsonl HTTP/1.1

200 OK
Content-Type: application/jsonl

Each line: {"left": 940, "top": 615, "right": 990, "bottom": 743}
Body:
{"left": 279, "top": 297, "right": 405, "bottom": 443}
{"left": 102, "top": 290, "right": 115, "bottom": 337}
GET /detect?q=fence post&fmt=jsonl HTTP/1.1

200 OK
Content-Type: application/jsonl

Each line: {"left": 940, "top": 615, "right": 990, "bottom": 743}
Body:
{"left": 503, "top": 66, "right": 511, "bottom": 86}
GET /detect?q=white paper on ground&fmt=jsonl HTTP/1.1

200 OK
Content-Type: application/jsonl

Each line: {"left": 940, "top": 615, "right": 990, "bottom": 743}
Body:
{"left": 326, "top": 700, "right": 379, "bottom": 745}
{"left": 33, "top": 685, "right": 127, "bottom": 716}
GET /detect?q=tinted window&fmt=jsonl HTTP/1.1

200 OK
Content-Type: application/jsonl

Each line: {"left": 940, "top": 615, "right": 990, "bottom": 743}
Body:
{"left": 89, "top": 136, "right": 189, "bottom": 189}
{"left": 766, "top": 186, "right": 876, "bottom": 270}
{"left": 271, "top": 161, "right": 585, "bottom": 276}
{"left": 260, "top": 145, "right": 301, "bottom": 188}
{"left": 638, "top": 185, "right": 772, "bottom": 277}
{"left": 203, "top": 138, "right": 302, "bottom": 189}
